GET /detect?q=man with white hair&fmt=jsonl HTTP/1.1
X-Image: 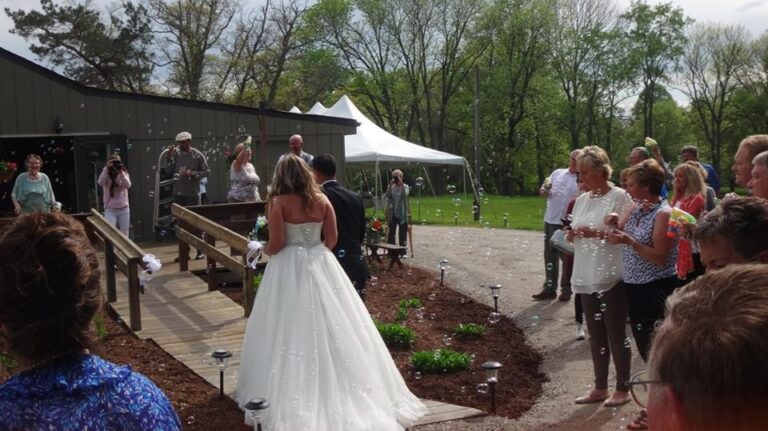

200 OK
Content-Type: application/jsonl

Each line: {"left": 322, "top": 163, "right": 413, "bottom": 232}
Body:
{"left": 166, "top": 131, "right": 210, "bottom": 260}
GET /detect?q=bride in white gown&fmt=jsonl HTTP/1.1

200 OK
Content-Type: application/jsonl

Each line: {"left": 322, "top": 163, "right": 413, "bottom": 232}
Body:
{"left": 236, "top": 154, "right": 427, "bottom": 430}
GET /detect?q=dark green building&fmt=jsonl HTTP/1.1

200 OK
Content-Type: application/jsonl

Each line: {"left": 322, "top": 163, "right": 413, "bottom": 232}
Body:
{"left": 0, "top": 47, "right": 357, "bottom": 239}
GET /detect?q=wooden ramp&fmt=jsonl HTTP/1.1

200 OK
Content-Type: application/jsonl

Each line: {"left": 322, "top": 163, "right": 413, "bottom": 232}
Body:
{"left": 106, "top": 242, "right": 484, "bottom": 426}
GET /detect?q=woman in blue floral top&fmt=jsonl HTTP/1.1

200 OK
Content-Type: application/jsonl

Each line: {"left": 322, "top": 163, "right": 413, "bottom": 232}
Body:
{"left": 0, "top": 212, "right": 181, "bottom": 431}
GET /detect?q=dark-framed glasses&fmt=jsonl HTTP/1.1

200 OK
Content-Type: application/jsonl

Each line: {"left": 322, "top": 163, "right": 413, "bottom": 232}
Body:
{"left": 626, "top": 370, "right": 662, "bottom": 408}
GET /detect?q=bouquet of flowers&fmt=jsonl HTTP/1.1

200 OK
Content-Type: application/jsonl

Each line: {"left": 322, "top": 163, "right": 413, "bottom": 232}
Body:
{"left": 0, "top": 160, "right": 18, "bottom": 184}
{"left": 366, "top": 217, "right": 386, "bottom": 244}
{"left": 249, "top": 216, "right": 269, "bottom": 242}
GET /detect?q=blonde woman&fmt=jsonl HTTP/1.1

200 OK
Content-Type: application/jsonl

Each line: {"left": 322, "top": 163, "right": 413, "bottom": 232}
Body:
{"left": 227, "top": 138, "right": 261, "bottom": 202}
{"left": 236, "top": 154, "right": 427, "bottom": 430}
{"left": 566, "top": 146, "right": 633, "bottom": 407}
{"left": 672, "top": 162, "right": 707, "bottom": 281}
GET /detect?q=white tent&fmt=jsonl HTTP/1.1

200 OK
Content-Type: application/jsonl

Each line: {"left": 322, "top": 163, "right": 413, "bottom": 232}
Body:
{"left": 306, "top": 101, "right": 328, "bottom": 115}
{"left": 319, "top": 95, "right": 478, "bottom": 205}
{"left": 288, "top": 106, "right": 302, "bottom": 113}
{"left": 322, "top": 95, "right": 466, "bottom": 166}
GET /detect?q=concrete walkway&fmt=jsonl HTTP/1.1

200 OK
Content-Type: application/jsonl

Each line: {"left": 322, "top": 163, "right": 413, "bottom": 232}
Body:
{"left": 409, "top": 225, "right": 645, "bottom": 431}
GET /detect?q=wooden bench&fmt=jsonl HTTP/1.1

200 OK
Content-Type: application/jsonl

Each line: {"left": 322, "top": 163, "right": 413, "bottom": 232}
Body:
{"left": 366, "top": 242, "right": 407, "bottom": 271}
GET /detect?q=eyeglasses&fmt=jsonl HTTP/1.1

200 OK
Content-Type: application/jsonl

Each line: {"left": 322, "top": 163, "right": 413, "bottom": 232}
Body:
{"left": 626, "top": 370, "right": 662, "bottom": 408}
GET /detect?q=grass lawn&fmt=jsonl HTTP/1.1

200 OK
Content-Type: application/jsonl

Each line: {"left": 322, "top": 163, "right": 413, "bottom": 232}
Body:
{"left": 367, "top": 194, "right": 546, "bottom": 231}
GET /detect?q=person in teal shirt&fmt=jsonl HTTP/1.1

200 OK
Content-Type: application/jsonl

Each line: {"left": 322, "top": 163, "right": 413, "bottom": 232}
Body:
{"left": 11, "top": 154, "right": 55, "bottom": 214}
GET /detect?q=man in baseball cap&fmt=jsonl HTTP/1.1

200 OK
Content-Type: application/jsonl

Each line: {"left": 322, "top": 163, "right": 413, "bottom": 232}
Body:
{"left": 166, "top": 131, "right": 210, "bottom": 260}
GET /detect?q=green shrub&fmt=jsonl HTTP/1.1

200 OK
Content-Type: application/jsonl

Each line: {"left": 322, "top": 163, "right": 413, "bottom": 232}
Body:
{"left": 375, "top": 321, "right": 416, "bottom": 347}
{"left": 393, "top": 306, "right": 409, "bottom": 321}
{"left": 252, "top": 273, "right": 264, "bottom": 295}
{"left": 410, "top": 349, "right": 471, "bottom": 374}
{"left": 398, "top": 298, "right": 422, "bottom": 309}
{"left": 93, "top": 311, "right": 108, "bottom": 339}
{"left": 0, "top": 352, "right": 17, "bottom": 372}
{"left": 453, "top": 323, "right": 486, "bottom": 337}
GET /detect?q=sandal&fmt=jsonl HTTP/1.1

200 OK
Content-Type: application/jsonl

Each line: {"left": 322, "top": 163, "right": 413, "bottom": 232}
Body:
{"left": 603, "top": 393, "right": 632, "bottom": 407}
{"left": 626, "top": 409, "right": 648, "bottom": 430}
{"left": 575, "top": 389, "right": 609, "bottom": 404}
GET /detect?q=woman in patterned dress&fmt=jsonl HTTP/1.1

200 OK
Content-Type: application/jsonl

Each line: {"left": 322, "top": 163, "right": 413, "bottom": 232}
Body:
{"left": 0, "top": 213, "right": 180, "bottom": 430}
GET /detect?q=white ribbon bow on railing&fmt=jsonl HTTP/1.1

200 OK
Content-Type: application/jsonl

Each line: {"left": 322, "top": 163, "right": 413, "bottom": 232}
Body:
{"left": 139, "top": 254, "right": 163, "bottom": 286}
{"left": 246, "top": 241, "right": 264, "bottom": 269}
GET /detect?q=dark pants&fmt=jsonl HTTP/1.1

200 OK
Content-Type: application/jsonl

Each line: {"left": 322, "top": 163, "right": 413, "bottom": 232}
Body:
{"left": 388, "top": 216, "right": 408, "bottom": 255}
{"left": 625, "top": 276, "right": 678, "bottom": 361}
{"left": 351, "top": 278, "right": 367, "bottom": 301}
{"left": 574, "top": 293, "right": 584, "bottom": 324}
{"left": 543, "top": 223, "right": 571, "bottom": 293}
{"left": 582, "top": 283, "right": 631, "bottom": 392}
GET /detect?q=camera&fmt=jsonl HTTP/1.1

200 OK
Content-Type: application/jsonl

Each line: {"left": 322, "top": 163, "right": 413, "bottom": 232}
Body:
{"left": 111, "top": 160, "right": 123, "bottom": 169}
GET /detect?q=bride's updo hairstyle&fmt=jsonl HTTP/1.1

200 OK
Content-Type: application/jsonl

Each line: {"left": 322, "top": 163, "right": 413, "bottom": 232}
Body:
{"left": 0, "top": 212, "right": 102, "bottom": 363}
{"left": 268, "top": 153, "right": 322, "bottom": 211}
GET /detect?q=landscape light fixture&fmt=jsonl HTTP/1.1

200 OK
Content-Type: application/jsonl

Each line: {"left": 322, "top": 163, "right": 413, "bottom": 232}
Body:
{"left": 210, "top": 349, "right": 233, "bottom": 399}
{"left": 244, "top": 397, "right": 270, "bottom": 431}
{"left": 439, "top": 259, "right": 448, "bottom": 286}
{"left": 482, "top": 360, "right": 503, "bottom": 413}
{"left": 488, "top": 284, "right": 501, "bottom": 313}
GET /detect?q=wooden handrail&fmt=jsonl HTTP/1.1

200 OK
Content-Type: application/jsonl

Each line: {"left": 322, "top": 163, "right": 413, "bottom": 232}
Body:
{"left": 171, "top": 202, "right": 266, "bottom": 316}
{"left": 85, "top": 209, "right": 144, "bottom": 331}
{"left": 0, "top": 212, "right": 145, "bottom": 331}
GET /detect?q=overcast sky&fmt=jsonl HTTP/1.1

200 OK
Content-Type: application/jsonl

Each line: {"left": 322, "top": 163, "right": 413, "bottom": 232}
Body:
{"left": 0, "top": 0, "right": 765, "bottom": 73}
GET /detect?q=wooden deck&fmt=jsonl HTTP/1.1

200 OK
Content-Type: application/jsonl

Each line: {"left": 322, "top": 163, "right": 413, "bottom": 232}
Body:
{"left": 105, "top": 240, "right": 484, "bottom": 426}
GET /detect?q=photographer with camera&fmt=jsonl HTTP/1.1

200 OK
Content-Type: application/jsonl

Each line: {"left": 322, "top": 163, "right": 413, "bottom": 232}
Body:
{"left": 98, "top": 154, "right": 131, "bottom": 235}
{"left": 385, "top": 169, "right": 410, "bottom": 258}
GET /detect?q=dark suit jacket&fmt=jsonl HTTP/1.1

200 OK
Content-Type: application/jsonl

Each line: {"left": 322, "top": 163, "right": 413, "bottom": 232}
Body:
{"left": 322, "top": 180, "right": 370, "bottom": 283}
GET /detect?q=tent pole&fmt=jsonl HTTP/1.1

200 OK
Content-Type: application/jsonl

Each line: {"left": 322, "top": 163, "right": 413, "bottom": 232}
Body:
{"left": 423, "top": 166, "right": 437, "bottom": 197}
{"left": 463, "top": 165, "right": 467, "bottom": 198}
{"left": 376, "top": 159, "right": 381, "bottom": 214}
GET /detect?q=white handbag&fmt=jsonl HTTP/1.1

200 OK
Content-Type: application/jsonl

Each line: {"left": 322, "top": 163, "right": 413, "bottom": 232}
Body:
{"left": 549, "top": 229, "right": 574, "bottom": 256}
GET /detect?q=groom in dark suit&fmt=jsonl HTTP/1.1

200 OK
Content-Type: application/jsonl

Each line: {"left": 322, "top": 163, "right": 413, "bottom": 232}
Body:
{"left": 311, "top": 154, "right": 371, "bottom": 300}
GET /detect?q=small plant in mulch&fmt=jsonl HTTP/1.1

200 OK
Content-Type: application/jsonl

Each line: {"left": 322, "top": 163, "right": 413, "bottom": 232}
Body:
{"left": 410, "top": 348, "right": 471, "bottom": 374}
{"left": 453, "top": 323, "right": 486, "bottom": 338}
{"left": 93, "top": 311, "right": 109, "bottom": 339}
{"left": 374, "top": 321, "right": 416, "bottom": 348}
{"left": 252, "top": 273, "right": 263, "bottom": 295}
{"left": 393, "top": 297, "right": 422, "bottom": 321}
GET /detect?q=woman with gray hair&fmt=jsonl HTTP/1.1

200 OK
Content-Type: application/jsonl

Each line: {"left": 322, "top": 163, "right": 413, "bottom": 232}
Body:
{"left": 385, "top": 169, "right": 410, "bottom": 256}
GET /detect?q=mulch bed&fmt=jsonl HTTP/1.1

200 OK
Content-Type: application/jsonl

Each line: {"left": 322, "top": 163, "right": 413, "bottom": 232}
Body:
{"left": 220, "top": 262, "right": 546, "bottom": 420}
{"left": 0, "top": 262, "right": 544, "bottom": 428}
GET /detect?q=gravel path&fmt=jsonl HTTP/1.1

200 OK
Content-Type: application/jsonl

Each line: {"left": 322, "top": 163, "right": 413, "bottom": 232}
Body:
{"left": 410, "top": 225, "right": 646, "bottom": 431}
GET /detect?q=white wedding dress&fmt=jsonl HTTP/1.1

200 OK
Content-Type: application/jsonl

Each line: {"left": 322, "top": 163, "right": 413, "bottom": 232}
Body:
{"left": 236, "top": 222, "right": 427, "bottom": 430}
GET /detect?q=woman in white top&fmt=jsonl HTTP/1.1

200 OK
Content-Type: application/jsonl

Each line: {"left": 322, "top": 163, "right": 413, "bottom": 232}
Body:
{"left": 227, "top": 139, "right": 261, "bottom": 202}
{"left": 566, "top": 146, "right": 633, "bottom": 407}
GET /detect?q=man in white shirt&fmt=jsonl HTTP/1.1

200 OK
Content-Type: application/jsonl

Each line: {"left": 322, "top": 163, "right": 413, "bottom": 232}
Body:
{"left": 533, "top": 150, "right": 580, "bottom": 301}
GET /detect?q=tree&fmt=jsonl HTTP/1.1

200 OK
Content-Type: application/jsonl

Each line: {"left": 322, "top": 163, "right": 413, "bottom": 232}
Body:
{"left": 6, "top": 0, "right": 155, "bottom": 92}
{"left": 148, "top": 0, "right": 237, "bottom": 100}
{"left": 474, "top": 0, "right": 556, "bottom": 193}
{"left": 549, "top": 0, "right": 618, "bottom": 150}
{"left": 622, "top": 1, "right": 691, "bottom": 138}
{"left": 681, "top": 23, "right": 752, "bottom": 174}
